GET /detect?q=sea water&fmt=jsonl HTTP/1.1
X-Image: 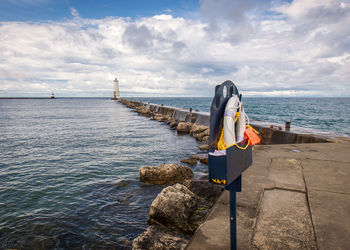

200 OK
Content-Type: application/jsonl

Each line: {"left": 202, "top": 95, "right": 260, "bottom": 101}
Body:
{"left": 0, "top": 98, "right": 206, "bottom": 249}
{"left": 1, "top": 97, "right": 349, "bottom": 249}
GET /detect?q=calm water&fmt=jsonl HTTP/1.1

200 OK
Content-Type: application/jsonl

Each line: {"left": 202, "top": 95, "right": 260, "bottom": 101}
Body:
{"left": 130, "top": 97, "right": 350, "bottom": 137}
{"left": 0, "top": 98, "right": 206, "bottom": 249}
{"left": 1, "top": 97, "right": 349, "bottom": 249}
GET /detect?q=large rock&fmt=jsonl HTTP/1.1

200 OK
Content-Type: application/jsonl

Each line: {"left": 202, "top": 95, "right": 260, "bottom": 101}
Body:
{"left": 139, "top": 164, "right": 193, "bottom": 185}
{"left": 193, "top": 129, "right": 209, "bottom": 141}
{"left": 199, "top": 144, "right": 209, "bottom": 151}
{"left": 169, "top": 120, "right": 178, "bottom": 130}
{"left": 135, "top": 106, "right": 152, "bottom": 117}
{"left": 148, "top": 184, "right": 211, "bottom": 234}
{"left": 191, "top": 153, "right": 208, "bottom": 161}
{"left": 190, "top": 124, "right": 208, "bottom": 136}
{"left": 184, "top": 180, "right": 224, "bottom": 204}
{"left": 180, "top": 158, "right": 197, "bottom": 165}
{"left": 152, "top": 113, "right": 168, "bottom": 122}
{"left": 177, "top": 122, "right": 192, "bottom": 133}
{"left": 132, "top": 225, "right": 190, "bottom": 250}
{"left": 169, "top": 118, "right": 178, "bottom": 129}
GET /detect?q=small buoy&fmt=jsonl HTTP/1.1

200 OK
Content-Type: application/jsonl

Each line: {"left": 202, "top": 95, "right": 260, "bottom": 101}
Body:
{"left": 270, "top": 125, "right": 274, "bottom": 129}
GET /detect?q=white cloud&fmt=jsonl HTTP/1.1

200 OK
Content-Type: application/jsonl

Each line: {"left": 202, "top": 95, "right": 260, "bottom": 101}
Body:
{"left": 0, "top": 0, "right": 349, "bottom": 97}
{"left": 70, "top": 7, "right": 80, "bottom": 18}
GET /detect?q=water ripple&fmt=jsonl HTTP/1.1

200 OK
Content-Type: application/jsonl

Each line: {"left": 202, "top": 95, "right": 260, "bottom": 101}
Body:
{"left": 0, "top": 99, "right": 200, "bottom": 249}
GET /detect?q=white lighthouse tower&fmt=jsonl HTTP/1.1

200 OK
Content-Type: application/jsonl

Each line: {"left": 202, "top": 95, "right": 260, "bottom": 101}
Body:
{"left": 113, "top": 77, "right": 120, "bottom": 100}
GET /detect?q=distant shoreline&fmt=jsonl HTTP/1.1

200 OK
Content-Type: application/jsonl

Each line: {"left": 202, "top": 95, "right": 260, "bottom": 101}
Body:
{"left": 0, "top": 97, "right": 110, "bottom": 99}
{"left": 0, "top": 97, "right": 54, "bottom": 99}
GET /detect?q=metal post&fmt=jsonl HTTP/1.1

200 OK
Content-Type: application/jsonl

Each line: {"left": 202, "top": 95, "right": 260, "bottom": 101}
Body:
{"left": 230, "top": 189, "right": 237, "bottom": 250}
{"left": 285, "top": 121, "right": 291, "bottom": 131}
{"left": 225, "top": 175, "right": 242, "bottom": 250}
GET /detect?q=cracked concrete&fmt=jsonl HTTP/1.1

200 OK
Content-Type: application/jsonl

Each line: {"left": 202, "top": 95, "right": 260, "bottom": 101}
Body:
{"left": 187, "top": 140, "right": 350, "bottom": 249}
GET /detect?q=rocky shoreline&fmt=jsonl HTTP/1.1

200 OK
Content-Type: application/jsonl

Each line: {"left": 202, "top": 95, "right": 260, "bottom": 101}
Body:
{"left": 118, "top": 99, "right": 222, "bottom": 250}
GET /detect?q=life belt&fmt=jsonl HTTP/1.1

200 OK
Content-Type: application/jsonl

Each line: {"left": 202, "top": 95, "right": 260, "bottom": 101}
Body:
{"left": 219, "top": 96, "right": 255, "bottom": 150}
{"left": 223, "top": 95, "right": 247, "bottom": 146}
{"left": 236, "top": 104, "right": 246, "bottom": 143}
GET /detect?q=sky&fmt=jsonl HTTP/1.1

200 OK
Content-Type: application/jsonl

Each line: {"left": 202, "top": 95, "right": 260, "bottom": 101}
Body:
{"left": 0, "top": 0, "right": 349, "bottom": 97}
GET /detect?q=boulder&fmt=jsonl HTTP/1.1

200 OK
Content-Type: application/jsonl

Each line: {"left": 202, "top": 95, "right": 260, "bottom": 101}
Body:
{"left": 191, "top": 154, "right": 208, "bottom": 165}
{"left": 190, "top": 124, "right": 208, "bottom": 136}
{"left": 176, "top": 122, "right": 192, "bottom": 133}
{"left": 191, "top": 154, "right": 208, "bottom": 161}
{"left": 169, "top": 120, "right": 178, "bottom": 130}
{"left": 148, "top": 184, "right": 211, "bottom": 234}
{"left": 184, "top": 180, "right": 224, "bottom": 204}
{"left": 199, "top": 144, "right": 209, "bottom": 151}
{"left": 152, "top": 113, "right": 167, "bottom": 122}
{"left": 193, "top": 129, "right": 209, "bottom": 141}
{"left": 139, "top": 164, "right": 193, "bottom": 185}
{"left": 132, "top": 225, "right": 189, "bottom": 250}
{"left": 180, "top": 158, "right": 197, "bottom": 165}
{"left": 198, "top": 135, "right": 209, "bottom": 142}
{"left": 199, "top": 158, "right": 209, "bottom": 165}
{"left": 135, "top": 106, "right": 152, "bottom": 117}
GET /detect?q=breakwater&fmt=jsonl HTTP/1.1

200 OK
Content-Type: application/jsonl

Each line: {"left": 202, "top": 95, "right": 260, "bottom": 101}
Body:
{"left": 118, "top": 98, "right": 335, "bottom": 250}
{"left": 118, "top": 98, "right": 329, "bottom": 145}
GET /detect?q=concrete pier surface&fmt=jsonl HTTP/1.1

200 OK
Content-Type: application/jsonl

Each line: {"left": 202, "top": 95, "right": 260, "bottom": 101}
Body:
{"left": 187, "top": 138, "right": 350, "bottom": 250}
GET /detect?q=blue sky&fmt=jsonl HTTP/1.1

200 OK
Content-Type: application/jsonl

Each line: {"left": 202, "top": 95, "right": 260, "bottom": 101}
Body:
{"left": 0, "top": 0, "right": 349, "bottom": 97}
{"left": 0, "top": 0, "right": 199, "bottom": 22}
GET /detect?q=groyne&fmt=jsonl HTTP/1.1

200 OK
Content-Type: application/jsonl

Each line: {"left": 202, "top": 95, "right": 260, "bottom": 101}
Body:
{"left": 118, "top": 98, "right": 329, "bottom": 145}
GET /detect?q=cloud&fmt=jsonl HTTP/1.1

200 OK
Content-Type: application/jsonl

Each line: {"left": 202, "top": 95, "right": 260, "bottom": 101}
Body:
{"left": 122, "top": 24, "right": 154, "bottom": 51}
{"left": 70, "top": 7, "right": 80, "bottom": 18}
{"left": 0, "top": 0, "right": 349, "bottom": 97}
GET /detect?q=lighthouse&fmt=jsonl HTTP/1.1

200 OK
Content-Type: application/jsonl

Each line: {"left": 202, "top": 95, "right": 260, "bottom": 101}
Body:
{"left": 113, "top": 77, "right": 120, "bottom": 100}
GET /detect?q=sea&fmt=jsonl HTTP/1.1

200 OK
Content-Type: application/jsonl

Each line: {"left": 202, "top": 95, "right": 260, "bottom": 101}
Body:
{"left": 0, "top": 97, "right": 349, "bottom": 249}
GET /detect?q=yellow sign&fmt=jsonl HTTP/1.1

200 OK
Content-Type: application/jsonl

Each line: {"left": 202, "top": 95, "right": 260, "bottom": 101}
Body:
{"left": 211, "top": 178, "right": 227, "bottom": 185}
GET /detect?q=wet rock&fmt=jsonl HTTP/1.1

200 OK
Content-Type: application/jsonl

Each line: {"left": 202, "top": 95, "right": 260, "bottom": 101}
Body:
{"left": 152, "top": 113, "right": 167, "bottom": 122}
{"left": 184, "top": 180, "right": 224, "bottom": 204}
{"left": 148, "top": 184, "right": 211, "bottom": 234}
{"left": 199, "top": 144, "right": 209, "bottom": 151}
{"left": 169, "top": 120, "right": 178, "bottom": 130}
{"left": 193, "top": 129, "right": 209, "bottom": 141}
{"left": 177, "top": 122, "right": 192, "bottom": 133}
{"left": 113, "top": 180, "right": 129, "bottom": 188}
{"left": 199, "top": 135, "right": 209, "bottom": 142}
{"left": 199, "top": 158, "right": 209, "bottom": 165}
{"left": 120, "top": 238, "right": 131, "bottom": 246}
{"left": 190, "top": 124, "right": 208, "bottom": 136}
{"left": 119, "top": 99, "right": 139, "bottom": 109}
{"left": 162, "top": 116, "right": 173, "bottom": 124}
{"left": 139, "top": 164, "right": 193, "bottom": 185}
{"left": 180, "top": 158, "right": 197, "bottom": 165}
{"left": 132, "top": 225, "right": 190, "bottom": 250}
{"left": 192, "top": 154, "right": 208, "bottom": 161}
{"left": 135, "top": 106, "right": 152, "bottom": 117}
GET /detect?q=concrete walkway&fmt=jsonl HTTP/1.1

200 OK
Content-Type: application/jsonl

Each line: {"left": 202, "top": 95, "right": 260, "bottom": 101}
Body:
{"left": 187, "top": 138, "right": 350, "bottom": 250}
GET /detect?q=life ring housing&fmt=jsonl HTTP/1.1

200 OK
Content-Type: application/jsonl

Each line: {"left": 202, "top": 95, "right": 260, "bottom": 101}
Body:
{"left": 209, "top": 81, "right": 239, "bottom": 148}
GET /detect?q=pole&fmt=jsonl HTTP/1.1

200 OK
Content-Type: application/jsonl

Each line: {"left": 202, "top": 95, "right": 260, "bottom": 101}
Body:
{"left": 230, "top": 189, "right": 237, "bottom": 250}
{"left": 225, "top": 175, "right": 242, "bottom": 250}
